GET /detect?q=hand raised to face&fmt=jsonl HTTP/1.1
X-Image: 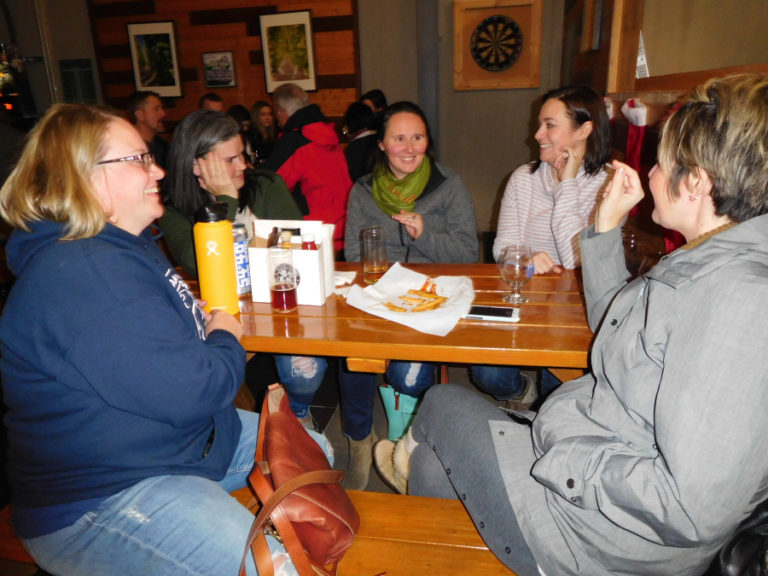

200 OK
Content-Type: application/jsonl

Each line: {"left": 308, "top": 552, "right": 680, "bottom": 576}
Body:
{"left": 552, "top": 146, "right": 584, "bottom": 183}
{"left": 595, "top": 160, "right": 645, "bottom": 233}
{"left": 194, "top": 136, "right": 247, "bottom": 199}
{"left": 196, "top": 153, "right": 240, "bottom": 199}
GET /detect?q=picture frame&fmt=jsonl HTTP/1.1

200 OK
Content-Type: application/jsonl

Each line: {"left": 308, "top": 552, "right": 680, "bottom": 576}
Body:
{"left": 259, "top": 10, "right": 316, "bottom": 93}
{"left": 127, "top": 21, "right": 182, "bottom": 97}
{"left": 202, "top": 51, "right": 236, "bottom": 88}
{"left": 453, "top": 0, "right": 542, "bottom": 91}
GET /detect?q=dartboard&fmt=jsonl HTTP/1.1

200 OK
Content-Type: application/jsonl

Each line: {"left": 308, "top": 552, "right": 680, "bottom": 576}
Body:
{"left": 470, "top": 15, "right": 523, "bottom": 72}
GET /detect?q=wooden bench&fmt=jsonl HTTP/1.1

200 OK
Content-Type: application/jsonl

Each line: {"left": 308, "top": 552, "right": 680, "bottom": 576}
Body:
{"left": 340, "top": 490, "right": 514, "bottom": 575}
{"left": 231, "top": 487, "right": 514, "bottom": 575}
{"left": 2, "top": 489, "right": 514, "bottom": 575}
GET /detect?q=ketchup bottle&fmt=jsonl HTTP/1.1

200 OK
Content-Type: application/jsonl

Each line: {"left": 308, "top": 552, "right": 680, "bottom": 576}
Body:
{"left": 301, "top": 233, "right": 317, "bottom": 250}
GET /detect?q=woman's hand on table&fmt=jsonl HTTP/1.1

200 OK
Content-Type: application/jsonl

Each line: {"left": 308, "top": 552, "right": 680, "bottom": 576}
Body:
{"left": 205, "top": 309, "right": 244, "bottom": 340}
{"left": 197, "top": 153, "right": 239, "bottom": 199}
{"left": 533, "top": 252, "right": 564, "bottom": 275}
{"left": 392, "top": 210, "right": 424, "bottom": 239}
{"left": 595, "top": 160, "right": 645, "bottom": 233}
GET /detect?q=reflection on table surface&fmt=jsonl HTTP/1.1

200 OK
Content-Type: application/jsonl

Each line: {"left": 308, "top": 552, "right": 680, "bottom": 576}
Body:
{"left": 236, "top": 262, "right": 592, "bottom": 370}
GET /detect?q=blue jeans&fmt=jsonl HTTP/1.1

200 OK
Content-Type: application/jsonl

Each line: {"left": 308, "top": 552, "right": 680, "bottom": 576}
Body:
{"left": 409, "top": 384, "right": 539, "bottom": 576}
{"left": 338, "top": 361, "right": 435, "bottom": 440}
{"left": 23, "top": 410, "right": 333, "bottom": 576}
{"left": 274, "top": 355, "right": 327, "bottom": 418}
{"left": 469, "top": 366, "right": 562, "bottom": 401}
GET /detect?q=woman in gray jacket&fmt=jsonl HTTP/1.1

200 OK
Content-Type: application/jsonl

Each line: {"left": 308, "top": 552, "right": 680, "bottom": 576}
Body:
{"left": 374, "top": 73, "right": 768, "bottom": 575}
{"left": 341, "top": 101, "right": 478, "bottom": 491}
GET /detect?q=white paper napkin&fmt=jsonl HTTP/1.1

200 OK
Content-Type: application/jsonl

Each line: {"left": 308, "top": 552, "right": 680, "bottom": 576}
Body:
{"left": 345, "top": 262, "right": 475, "bottom": 336}
{"left": 334, "top": 271, "right": 357, "bottom": 286}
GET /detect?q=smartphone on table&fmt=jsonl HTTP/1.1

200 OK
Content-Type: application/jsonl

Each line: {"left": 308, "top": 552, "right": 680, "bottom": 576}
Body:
{"left": 462, "top": 305, "right": 520, "bottom": 322}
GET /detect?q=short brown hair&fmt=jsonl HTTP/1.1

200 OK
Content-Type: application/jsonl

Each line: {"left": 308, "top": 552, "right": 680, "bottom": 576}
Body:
{"left": 0, "top": 103, "right": 118, "bottom": 239}
{"left": 658, "top": 73, "right": 768, "bottom": 222}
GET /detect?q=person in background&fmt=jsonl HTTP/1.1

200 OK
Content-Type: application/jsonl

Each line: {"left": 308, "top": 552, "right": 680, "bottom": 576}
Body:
{"left": 343, "top": 101, "right": 478, "bottom": 490}
{"left": 361, "top": 88, "right": 387, "bottom": 115}
{"left": 251, "top": 100, "right": 276, "bottom": 164}
{"left": 343, "top": 101, "right": 378, "bottom": 182}
{"left": 0, "top": 102, "right": 331, "bottom": 575}
{"left": 374, "top": 73, "right": 768, "bottom": 576}
{"left": 127, "top": 90, "right": 169, "bottom": 169}
{"left": 227, "top": 104, "right": 258, "bottom": 166}
{"left": 471, "top": 85, "right": 612, "bottom": 409}
{"left": 158, "top": 109, "right": 323, "bottom": 425}
{"left": 199, "top": 92, "right": 225, "bottom": 112}
{"left": 266, "top": 83, "right": 352, "bottom": 253}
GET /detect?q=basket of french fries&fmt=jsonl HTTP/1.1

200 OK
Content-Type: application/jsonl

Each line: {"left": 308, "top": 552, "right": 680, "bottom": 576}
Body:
{"left": 345, "top": 262, "right": 475, "bottom": 336}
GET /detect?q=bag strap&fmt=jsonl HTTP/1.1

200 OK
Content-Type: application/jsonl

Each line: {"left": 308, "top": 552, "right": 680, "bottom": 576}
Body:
{"left": 240, "top": 466, "right": 345, "bottom": 576}
{"left": 254, "top": 384, "right": 282, "bottom": 462}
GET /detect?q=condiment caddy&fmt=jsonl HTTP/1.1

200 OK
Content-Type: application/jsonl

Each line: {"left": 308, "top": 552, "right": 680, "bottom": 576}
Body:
{"left": 248, "top": 220, "right": 335, "bottom": 307}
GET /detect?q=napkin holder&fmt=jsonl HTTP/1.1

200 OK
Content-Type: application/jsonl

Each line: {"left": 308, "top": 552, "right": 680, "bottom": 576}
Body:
{"left": 248, "top": 220, "right": 335, "bottom": 306}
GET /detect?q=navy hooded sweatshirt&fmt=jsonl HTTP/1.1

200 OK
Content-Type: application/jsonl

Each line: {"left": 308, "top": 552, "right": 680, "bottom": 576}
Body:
{"left": 0, "top": 220, "right": 245, "bottom": 538}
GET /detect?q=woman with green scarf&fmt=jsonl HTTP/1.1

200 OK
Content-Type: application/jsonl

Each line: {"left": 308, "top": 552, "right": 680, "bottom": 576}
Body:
{"left": 340, "top": 101, "right": 478, "bottom": 490}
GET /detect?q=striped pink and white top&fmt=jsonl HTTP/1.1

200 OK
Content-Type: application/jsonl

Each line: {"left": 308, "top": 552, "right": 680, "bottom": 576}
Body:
{"left": 492, "top": 162, "right": 611, "bottom": 269}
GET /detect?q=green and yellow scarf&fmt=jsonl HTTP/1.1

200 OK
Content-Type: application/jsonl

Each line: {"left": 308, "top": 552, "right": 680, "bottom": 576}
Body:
{"left": 371, "top": 158, "right": 431, "bottom": 216}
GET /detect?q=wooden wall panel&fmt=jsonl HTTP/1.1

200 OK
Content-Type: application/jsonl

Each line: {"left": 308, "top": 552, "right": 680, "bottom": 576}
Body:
{"left": 86, "top": 0, "right": 359, "bottom": 128}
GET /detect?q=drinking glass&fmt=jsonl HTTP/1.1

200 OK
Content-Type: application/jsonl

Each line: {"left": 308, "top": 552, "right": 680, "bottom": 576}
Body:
{"left": 267, "top": 247, "right": 298, "bottom": 313}
{"left": 498, "top": 244, "right": 533, "bottom": 304}
{"left": 360, "top": 226, "right": 387, "bottom": 284}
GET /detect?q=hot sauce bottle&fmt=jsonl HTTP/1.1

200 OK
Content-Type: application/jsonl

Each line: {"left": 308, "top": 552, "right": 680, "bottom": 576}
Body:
{"left": 301, "top": 233, "right": 317, "bottom": 250}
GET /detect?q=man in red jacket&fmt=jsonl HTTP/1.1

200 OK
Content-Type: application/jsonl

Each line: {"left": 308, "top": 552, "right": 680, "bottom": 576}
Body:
{"left": 267, "top": 83, "right": 352, "bottom": 252}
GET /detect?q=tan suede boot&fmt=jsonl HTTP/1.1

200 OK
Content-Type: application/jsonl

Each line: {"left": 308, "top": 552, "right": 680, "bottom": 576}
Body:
{"left": 342, "top": 431, "right": 377, "bottom": 490}
{"left": 373, "top": 437, "right": 410, "bottom": 494}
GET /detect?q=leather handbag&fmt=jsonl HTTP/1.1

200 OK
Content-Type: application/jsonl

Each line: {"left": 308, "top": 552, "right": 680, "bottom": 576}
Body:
{"left": 239, "top": 384, "right": 360, "bottom": 576}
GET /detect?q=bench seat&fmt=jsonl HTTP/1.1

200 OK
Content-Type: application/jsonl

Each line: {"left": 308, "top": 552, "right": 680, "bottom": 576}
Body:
{"left": 231, "top": 487, "right": 514, "bottom": 575}
{"left": 340, "top": 490, "right": 513, "bottom": 575}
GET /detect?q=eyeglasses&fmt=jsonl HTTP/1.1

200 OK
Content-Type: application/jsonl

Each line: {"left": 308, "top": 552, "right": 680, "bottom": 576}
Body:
{"left": 97, "top": 152, "right": 155, "bottom": 172}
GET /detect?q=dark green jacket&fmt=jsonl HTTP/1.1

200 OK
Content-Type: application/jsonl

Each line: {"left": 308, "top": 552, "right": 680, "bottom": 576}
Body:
{"left": 158, "top": 169, "right": 301, "bottom": 275}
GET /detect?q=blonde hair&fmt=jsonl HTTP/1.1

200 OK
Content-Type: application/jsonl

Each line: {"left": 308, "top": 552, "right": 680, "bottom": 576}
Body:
{"left": 0, "top": 103, "right": 118, "bottom": 240}
{"left": 658, "top": 73, "right": 768, "bottom": 222}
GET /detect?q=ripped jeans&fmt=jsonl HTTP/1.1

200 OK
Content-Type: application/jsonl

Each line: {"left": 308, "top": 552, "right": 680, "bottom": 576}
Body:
{"left": 23, "top": 410, "right": 334, "bottom": 576}
{"left": 274, "top": 355, "right": 327, "bottom": 418}
{"left": 338, "top": 360, "right": 435, "bottom": 440}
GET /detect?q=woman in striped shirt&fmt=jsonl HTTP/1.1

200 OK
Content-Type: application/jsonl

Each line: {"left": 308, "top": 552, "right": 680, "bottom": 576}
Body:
{"left": 492, "top": 85, "right": 612, "bottom": 272}
{"left": 471, "top": 86, "right": 612, "bottom": 408}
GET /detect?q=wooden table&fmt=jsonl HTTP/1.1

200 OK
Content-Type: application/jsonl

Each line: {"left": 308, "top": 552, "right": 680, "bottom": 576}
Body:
{"left": 238, "top": 263, "right": 592, "bottom": 375}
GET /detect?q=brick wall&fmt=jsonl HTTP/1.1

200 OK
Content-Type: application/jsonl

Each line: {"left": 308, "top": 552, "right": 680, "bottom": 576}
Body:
{"left": 86, "top": 0, "right": 359, "bottom": 129}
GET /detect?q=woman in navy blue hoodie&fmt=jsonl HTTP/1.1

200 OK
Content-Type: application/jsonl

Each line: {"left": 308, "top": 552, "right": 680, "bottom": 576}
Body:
{"left": 0, "top": 103, "right": 319, "bottom": 575}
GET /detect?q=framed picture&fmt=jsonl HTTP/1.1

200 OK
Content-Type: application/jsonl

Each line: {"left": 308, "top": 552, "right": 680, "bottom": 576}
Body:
{"left": 202, "top": 51, "right": 236, "bottom": 88}
{"left": 453, "top": 0, "right": 542, "bottom": 91}
{"left": 259, "top": 11, "right": 316, "bottom": 93}
{"left": 127, "top": 21, "right": 182, "bottom": 97}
